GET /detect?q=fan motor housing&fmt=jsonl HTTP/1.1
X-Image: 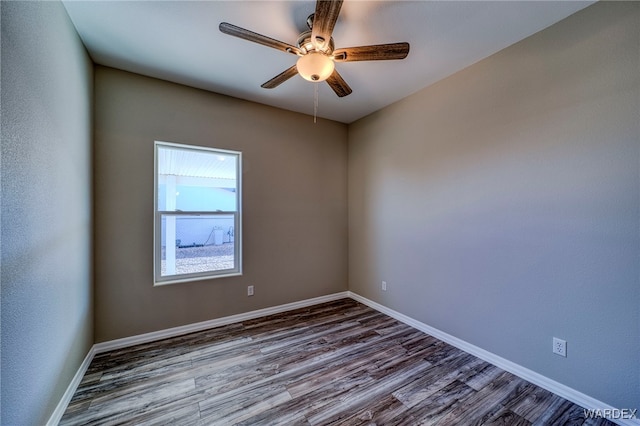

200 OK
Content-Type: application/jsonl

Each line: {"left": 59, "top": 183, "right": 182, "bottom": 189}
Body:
{"left": 297, "top": 30, "right": 335, "bottom": 55}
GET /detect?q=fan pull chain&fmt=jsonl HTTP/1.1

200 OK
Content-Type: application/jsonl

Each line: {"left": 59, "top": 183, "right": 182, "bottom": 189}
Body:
{"left": 313, "top": 82, "right": 319, "bottom": 123}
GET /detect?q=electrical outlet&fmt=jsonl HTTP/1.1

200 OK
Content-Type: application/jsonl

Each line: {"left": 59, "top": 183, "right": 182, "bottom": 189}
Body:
{"left": 553, "top": 337, "right": 567, "bottom": 357}
{"left": 247, "top": 285, "right": 254, "bottom": 296}
{"left": 382, "top": 281, "right": 387, "bottom": 291}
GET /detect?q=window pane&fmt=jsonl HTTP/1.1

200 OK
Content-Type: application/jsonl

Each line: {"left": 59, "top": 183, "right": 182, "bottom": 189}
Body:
{"left": 157, "top": 146, "right": 237, "bottom": 212}
{"left": 160, "top": 214, "right": 236, "bottom": 277}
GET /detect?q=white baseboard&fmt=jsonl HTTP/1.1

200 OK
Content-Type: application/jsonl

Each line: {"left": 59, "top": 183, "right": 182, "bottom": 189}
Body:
{"left": 347, "top": 291, "right": 639, "bottom": 426}
{"left": 93, "top": 291, "right": 349, "bottom": 354}
{"left": 49, "top": 290, "right": 637, "bottom": 426}
{"left": 46, "top": 346, "right": 96, "bottom": 426}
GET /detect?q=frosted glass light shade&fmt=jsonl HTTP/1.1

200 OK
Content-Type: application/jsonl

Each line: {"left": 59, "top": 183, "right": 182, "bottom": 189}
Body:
{"left": 296, "top": 53, "right": 335, "bottom": 82}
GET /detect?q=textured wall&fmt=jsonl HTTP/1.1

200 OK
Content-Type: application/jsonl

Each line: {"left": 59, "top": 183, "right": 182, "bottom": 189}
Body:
{"left": 94, "top": 67, "right": 348, "bottom": 342}
{"left": 1, "top": 1, "right": 94, "bottom": 424}
{"left": 348, "top": 2, "right": 639, "bottom": 410}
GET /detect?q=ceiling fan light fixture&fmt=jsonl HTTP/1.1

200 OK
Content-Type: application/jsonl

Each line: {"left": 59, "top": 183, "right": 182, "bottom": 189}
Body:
{"left": 296, "top": 52, "right": 334, "bottom": 82}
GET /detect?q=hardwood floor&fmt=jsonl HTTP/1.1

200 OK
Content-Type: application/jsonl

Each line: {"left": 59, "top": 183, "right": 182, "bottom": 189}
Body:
{"left": 60, "top": 299, "right": 614, "bottom": 425}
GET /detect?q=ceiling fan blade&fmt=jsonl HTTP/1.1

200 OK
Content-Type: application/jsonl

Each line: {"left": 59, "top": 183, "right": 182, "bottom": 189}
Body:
{"left": 326, "top": 69, "right": 352, "bottom": 97}
{"left": 333, "top": 42, "right": 410, "bottom": 62}
{"left": 261, "top": 65, "right": 299, "bottom": 89}
{"left": 219, "top": 22, "right": 301, "bottom": 55}
{"left": 311, "top": 0, "right": 343, "bottom": 49}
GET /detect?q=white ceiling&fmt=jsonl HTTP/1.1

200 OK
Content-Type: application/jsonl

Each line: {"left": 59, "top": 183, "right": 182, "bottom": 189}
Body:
{"left": 62, "top": 1, "right": 594, "bottom": 124}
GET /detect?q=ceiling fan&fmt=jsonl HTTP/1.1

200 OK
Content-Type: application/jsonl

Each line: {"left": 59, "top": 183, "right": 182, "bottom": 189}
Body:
{"left": 219, "top": 0, "right": 410, "bottom": 98}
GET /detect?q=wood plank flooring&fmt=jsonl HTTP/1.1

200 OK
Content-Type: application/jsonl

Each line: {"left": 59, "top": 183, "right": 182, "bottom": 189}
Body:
{"left": 60, "top": 299, "right": 614, "bottom": 425}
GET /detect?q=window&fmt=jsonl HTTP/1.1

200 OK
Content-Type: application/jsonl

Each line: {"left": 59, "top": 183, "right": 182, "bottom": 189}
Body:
{"left": 154, "top": 141, "right": 241, "bottom": 285}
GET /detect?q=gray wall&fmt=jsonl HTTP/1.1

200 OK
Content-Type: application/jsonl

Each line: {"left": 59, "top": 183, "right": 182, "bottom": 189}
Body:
{"left": 94, "top": 67, "right": 348, "bottom": 342}
{"left": 348, "top": 1, "right": 639, "bottom": 410}
{"left": 1, "top": 2, "right": 94, "bottom": 425}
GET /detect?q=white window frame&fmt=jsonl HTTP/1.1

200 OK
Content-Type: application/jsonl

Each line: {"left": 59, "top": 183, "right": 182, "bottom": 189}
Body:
{"left": 154, "top": 141, "right": 242, "bottom": 285}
